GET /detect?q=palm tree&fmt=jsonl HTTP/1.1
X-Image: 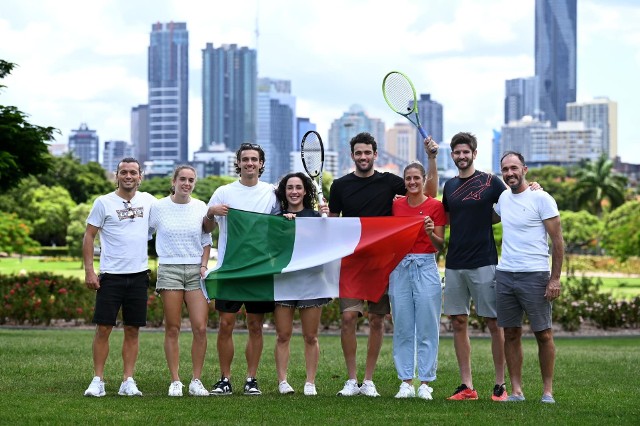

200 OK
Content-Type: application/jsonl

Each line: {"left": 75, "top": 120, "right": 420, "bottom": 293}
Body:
{"left": 574, "top": 155, "right": 627, "bottom": 217}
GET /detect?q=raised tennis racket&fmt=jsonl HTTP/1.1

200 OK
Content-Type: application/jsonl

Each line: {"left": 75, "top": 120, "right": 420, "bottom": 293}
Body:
{"left": 382, "top": 70, "right": 436, "bottom": 153}
{"left": 300, "top": 130, "right": 326, "bottom": 217}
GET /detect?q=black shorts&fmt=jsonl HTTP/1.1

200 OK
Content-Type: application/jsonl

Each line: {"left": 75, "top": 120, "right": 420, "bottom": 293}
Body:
{"left": 215, "top": 299, "right": 275, "bottom": 314}
{"left": 92, "top": 270, "right": 150, "bottom": 327}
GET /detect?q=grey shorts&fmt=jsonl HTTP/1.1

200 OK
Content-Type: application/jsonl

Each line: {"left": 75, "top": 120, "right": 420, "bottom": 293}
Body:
{"left": 495, "top": 270, "right": 552, "bottom": 332}
{"left": 340, "top": 295, "right": 391, "bottom": 316}
{"left": 276, "top": 298, "right": 332, "bottom": 309}
{"left": 443, "top": 265, "right": 497, "bottom": 318}
{"left": 156, "top": 264, "right": 202, "bottom": 292}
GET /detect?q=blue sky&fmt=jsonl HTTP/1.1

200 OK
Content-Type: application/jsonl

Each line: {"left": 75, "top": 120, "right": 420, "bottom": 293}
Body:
{"left": 1, "top": 0, "right": 639, "bottom": 171}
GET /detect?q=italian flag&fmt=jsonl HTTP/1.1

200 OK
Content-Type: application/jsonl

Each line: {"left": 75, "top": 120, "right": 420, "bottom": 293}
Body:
{"left": 203, "top": 209, "right": 424, "bottom": 302}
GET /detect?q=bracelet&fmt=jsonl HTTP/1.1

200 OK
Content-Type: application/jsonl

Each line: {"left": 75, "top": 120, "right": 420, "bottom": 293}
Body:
{"left": 200, "top": 265, "right": 207, "bottom": 269}
{"left": 205, "top": 212, "right": 215, "bottom": 221}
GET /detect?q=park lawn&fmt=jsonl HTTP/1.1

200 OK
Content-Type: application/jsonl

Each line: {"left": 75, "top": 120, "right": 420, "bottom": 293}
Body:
{"left": 592, "top": 276, "right": 640, "bottom": 299}
{"left": 0, "top": 329, "right": 638, "bottom": 425}
{"left": 0, "top": 257, "right": 160, "bottom": 280}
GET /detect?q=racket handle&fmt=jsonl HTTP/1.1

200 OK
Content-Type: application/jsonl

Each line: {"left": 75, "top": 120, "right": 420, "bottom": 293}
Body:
{"left": 318, "top": 193, "right": 327, "bottom": 218}
{"left": 420, "top": 126, "right": 438, "bottom": 154}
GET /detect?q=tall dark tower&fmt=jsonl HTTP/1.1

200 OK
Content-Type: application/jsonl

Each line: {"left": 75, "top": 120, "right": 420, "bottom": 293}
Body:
{"left": 535, "top": 0, "right": 577, "bottom": 126}
{"left": 148, "top": 22, "right": 189, "bottom": 162}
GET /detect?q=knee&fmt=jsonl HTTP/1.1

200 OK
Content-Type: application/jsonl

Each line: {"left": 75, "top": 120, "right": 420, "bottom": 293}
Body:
{"left": 246, "top": 320, "right": 263, "bottom": 337}
{"left": 192, "top": 324, "right": 207, "bottom": 341}
{"left": 341, "top": 313, "right": 358, "bottom": 330}
{"left": 486, "top": 318, "right": 500, "bottom": 334}
{"left": 368, "top": 314, "right": 384, "bottom": 332}
{"left": 218, "top": 318, "right": 235, "bottom": 337}
{"left": 303, "top": 333, "right": 318, "bottom": 347}
{"left": 165, "top": 324, "right": 181, "bottom": 339}
{"left": 535, "top": 329, "right": 554, "bottom": 345}
{"left": 276, "top": 330, "right": 292, "bottom": 345}
{"left": 450, "top": 315, "right": 468, "bottom": 332}
{"left": 504, "top": 328, "right": 520, "bottom": 342}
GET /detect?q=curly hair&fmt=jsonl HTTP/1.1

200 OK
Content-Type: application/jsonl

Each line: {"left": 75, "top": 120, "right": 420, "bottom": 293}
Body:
{"left": 450, "top": 132, "right": 478, "bottom": 152}
{"left": 275, "top": 172, "right": 317, "bottom": 211}
{"left": 234, "top": 143, "right": 266, "bottom": 177}
{"left": 349, "top": 132, "right": 377, "bottom": 153}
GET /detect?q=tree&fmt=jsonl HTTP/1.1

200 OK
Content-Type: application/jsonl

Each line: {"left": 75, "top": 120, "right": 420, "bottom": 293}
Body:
{"left": 36, "top": 153, "right": 112, "bottom": 204}
{"left": 0, "top": 60, "right": 57, "bottom": 192}
{"left": 66, "top": 201, "right": 94, "bottom": 259}
{"left": 601, "top": 201, "right": 640, "bottom": 262}
{"left": 559, "top": 210, "right": 602, "bottom": 276}
{"left": 574, "top": 155, "right": 627, "bottom": 217}
{"left": 0, "top": 212, "right": 39, "bottom": 256}
{"left": 13, "top": 183, "right": 76, "bottom": 246}
{"left": 526, "top": 165, "right": 577, "bottom": 211}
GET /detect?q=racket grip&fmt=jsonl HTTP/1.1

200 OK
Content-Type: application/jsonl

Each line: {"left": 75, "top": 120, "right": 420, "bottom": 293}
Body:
{"left": 420, "top": 126, "right": 438, "bottom": 154}
{"left": 318, "top": 193, "right": 327, "bottom": 218}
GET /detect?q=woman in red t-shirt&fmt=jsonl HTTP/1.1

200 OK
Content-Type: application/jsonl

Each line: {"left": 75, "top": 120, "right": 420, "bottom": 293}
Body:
{"left": 389, "top": 161, "right": 446, "bottom": 400}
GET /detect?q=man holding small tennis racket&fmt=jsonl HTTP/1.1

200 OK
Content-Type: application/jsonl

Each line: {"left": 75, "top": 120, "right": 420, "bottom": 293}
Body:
{"left": 329, "top": 132, "right": 438, "bottom": 397}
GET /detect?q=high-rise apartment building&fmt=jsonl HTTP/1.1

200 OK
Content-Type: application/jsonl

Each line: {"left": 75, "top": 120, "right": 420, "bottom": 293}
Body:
{"left": 504, "top": 77, "right": 539, "bottom": 123}
{"left": 148, "top": 22, "right": 189, "bottom": 162}
{"left": 566, "top": 98, "right": 618, "bottom": 159}
{"left": 202, "top": 43, "right": 257, "bottom": 152}
{"left": 529, "top": 122, "right": 602, "bottom": 167}
{"left": 131, "top": 104, "right": 149, "bottom": 163}
{"left": 68, "top": 123, "right": 99, "bottom": 164}
{"left": 535, "top": 0, "right": 577, "bottom": 126}
{"left": 256, "top": 78, "right": 296, "bottom": 183}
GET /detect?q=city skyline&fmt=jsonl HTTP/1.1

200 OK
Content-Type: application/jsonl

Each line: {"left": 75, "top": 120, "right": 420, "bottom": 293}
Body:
{"left": 2, "top": 0, "right": 640, "bottom": 171}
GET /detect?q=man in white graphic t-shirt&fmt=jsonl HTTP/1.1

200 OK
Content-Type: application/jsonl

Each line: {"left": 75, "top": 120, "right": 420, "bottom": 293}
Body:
{"left": 82, "top": 158, "right": 157, "bottom": 398}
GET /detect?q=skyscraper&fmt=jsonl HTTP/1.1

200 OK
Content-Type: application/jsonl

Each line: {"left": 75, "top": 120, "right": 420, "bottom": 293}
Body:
{"left": 256, "top": 78, "right": 296, "bottom": 183}
{"left": 416, "top": 94, "right": 443, "bottom": 166}
{"left": 504, "top": 77, "right": 539, "bottom": 123}
{"left": 148, "top": 22, "right": 189, "bottom": 162}
{"left": 68, "top": 123, "right": 99, "bottom": 164}
{"left": 103, "top": 140, "right": 134, "bottom": 173}
{"left": 535, "top": 0, "right": 577, "bottom": 126}
{"left": 131, "top": 104, "right": 149, "bottom": 164}
{"left": 202, "top": 43, "right": 257, "bottom": 152}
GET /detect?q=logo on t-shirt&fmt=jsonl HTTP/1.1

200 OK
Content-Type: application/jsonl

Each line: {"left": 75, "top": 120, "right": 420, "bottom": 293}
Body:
{"left": 117, "top": 206, "right": 144, "bottom": 221}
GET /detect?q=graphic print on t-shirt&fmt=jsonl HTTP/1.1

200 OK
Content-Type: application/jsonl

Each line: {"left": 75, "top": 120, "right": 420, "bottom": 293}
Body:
{"left": 448, "top": 172, "right": 494, "bottom": 202}
{"left": 117, "top": 206, "right": 144, "bottom": 221}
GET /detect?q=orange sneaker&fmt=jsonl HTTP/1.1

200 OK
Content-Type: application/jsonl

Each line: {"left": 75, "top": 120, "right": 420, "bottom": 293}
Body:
{"left": 447, "top": 384, "right": 479, "bottom": 400}
{"left": 492, "top": 383, "right": 508, "bottom": 401}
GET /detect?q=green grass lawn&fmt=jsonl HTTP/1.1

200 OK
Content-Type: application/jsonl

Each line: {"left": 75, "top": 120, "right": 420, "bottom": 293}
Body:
{"left": 0, "top": 329, "right": 638, "bottom": 424}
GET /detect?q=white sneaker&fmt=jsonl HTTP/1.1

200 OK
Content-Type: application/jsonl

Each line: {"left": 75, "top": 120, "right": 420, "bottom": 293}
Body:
{"left": 84, "top": 376, "right": 105, "bottom": 397}
{"left": 118, "top": 377, "right": 143, "bottom": 396}
{"left": 360, "top": 380, "right": 380, "bottom": 397}
{"left": 278, "top": 380, "right": 295, "bottom": 394}
{"left": 188, "top": 378, "right": 209, "bottom": 396}
{"left": 168, "top": 381, "right": 183, "bottom": 397}
{"left": 304, "top": 382, "right": 317, "bottom": 396}
{"left": 337, "top": 379, "right": 360, "bottom": 396}
{"left": 395, "top": 382, "right": 415, "bottom": 398}
{"left": 417, "top": 384, "right": 434, "bottom": 400}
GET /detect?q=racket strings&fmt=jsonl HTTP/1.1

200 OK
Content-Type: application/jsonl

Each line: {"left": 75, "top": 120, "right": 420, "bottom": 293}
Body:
{"left": 302, "top": 134, "right": 323, "bottom": 177}
{"left": 384, "top": 73, "right": 415, "bottom": 114}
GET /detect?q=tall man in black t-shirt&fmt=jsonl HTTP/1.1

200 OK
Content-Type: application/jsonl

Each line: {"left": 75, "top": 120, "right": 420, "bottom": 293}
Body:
{"left": 329, "top": 132, "right": 438, "bottom": 397}
{"left": 442, "top": 132, "right": 509, "bottom": 401}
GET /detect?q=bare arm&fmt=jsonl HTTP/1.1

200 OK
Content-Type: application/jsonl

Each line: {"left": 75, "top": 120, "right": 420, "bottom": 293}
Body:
{"left": 423, "top": 216, "right": 445, "bottom": 252}
{"left": 83, "top": 224, "right": 100, "bottom": 290}
{"left": 203, "top": 204, "right": 229, "bottom": 233}
{"left": 492, "top": 209, "right": 501, "bottom": 224}
{"left": 424, "top": 137, "right": 439, "bottom": 198}
{"left": 543, "top": 215, "right": 564, "bottom": 301}
{"left": 200, "top": 244, "right": 211, "bottom": 278}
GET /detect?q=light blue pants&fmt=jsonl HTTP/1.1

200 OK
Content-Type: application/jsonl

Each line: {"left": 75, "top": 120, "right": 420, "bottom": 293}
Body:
{"left": 389, "top": 253, "right": 442, "bottom": 382}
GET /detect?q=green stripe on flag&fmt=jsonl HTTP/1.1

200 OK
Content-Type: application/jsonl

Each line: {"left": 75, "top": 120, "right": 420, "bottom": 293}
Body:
{"left": 206, "top": 209, "right": 296, "bottom": 301}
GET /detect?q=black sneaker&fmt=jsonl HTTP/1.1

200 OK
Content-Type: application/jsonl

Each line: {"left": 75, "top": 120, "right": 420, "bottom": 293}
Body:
{"left": 244, "top": 377, "right": 262, "bottom": 395}
{"left": 210, "top": 377, "right": 232, "bottom": 395}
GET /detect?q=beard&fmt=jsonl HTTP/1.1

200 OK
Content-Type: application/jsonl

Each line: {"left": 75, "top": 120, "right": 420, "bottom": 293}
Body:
{"left": 455, "top": 157, "right": 474, "bottom": 170}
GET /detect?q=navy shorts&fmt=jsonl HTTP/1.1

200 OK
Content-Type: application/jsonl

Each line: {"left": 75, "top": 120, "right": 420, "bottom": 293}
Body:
{"left": 92, "top": 270, "right": 150, "bottom": 327}
{"left": 215, "top": 299, "right": 275, "bottom": 314}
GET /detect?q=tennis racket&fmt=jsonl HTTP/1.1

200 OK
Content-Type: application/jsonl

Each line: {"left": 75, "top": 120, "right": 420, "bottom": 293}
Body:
{"left": 300, "top": 130, "right": 327, "bottom": 217}
{"left": 382, "top": 70, "right": 436, "bottom": 153}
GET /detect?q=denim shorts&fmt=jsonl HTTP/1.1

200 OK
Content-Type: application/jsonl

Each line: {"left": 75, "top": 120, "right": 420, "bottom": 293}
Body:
{"left": 93, "top": 270, "right": 149, "bottom": 327}
{"left": 156, "top": 264, "right": 202, "bottom": 292}
{"left": 276, "top": 298, "right": 332, "bottom": 309}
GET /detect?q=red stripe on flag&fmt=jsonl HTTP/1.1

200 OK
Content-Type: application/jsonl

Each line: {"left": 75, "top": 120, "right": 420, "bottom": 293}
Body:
{"left": 338, "top": 216, "right": 424, "bottom": 302}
